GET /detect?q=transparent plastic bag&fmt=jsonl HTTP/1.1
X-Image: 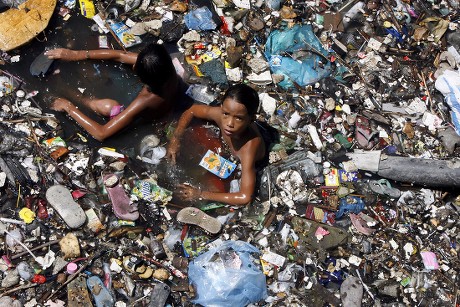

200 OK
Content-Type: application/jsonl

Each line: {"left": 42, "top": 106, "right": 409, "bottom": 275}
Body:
{"left": 184, "top": 6, "right": 217, "bottom": 30}
{"left": 188, "top": 240, "right": 267, "bottom": 306}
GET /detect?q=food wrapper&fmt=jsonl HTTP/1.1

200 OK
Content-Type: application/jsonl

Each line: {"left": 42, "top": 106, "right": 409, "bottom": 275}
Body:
{"left": 199, "top": 150, "right": 236, "bottom": 179}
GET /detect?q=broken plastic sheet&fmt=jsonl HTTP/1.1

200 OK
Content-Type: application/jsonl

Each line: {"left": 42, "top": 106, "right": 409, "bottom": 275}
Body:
{"left": 264, "top": 24, "right": 332, "bottom": 89}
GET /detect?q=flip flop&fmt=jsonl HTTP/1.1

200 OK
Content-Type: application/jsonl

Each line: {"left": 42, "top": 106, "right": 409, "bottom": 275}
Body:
{"left": 368, "top": 179, "right": 401, "bottom": 199}
{"left": 349, "top": 213, "right": 376, "bottom": 235}
{"left": 45, "top": 185, "right": 86, "bottom": 229}
{"left": 355, "top": 115, "right": 377, "bottom": 150}
{"left": 103, "top": 174, "right": 139, "bottom": 221}
{"left": 67, "top": 275, "right": 93, "bottom": 307}
{"left": 87, "top": 275, "right": 115, "bottom": 307}
{"left": 30, "top": 49, "right": 55, "bottom": 77}
{"left": 177, "top": 207, "right": 222, "bottom": 234}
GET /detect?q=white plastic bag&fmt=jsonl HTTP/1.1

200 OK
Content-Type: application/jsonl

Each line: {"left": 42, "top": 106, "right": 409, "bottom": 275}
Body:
{"left": 435, "top": 69, "right": 460, "bottom": 135}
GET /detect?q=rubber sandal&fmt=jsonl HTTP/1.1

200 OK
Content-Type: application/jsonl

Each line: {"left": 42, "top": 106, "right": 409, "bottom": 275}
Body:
{"left": 378, "top": 179, "right": 401, "bottom": 198}
{"left": 67, "top": 275, "right": 93, "bottom": 307}
{"left": 355, "top": 115, "right": 377, "bottom": 150}
{"left": 368, "top": 179, "right": 401, "bottom": 199}
{"left": 87, "top": 275, "right": 114, "bottom": 307}
{"left": 349, "top": 213, "right": 375, "bottom": 235}
{"left": 103, "top": 174, "right": 139, "bottom": 221}
{"left": 45, "top": 185, "right": 86, "bottom": 229}
{"left": 177, "top": 207, "right": 222, "bottom": 234}
{"left": 30, "top": 49, "right": 55, "bottom": 77}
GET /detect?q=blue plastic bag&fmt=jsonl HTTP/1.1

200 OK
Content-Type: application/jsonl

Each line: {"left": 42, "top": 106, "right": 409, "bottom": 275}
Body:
{"left": 185, "top": 6, "right": 218, "bottom": 31}
{"left": 264, "top": 24, "right": 332, "bottom": 89}
{"left": 188, "top": 240, "right": 268, "bottom": 307}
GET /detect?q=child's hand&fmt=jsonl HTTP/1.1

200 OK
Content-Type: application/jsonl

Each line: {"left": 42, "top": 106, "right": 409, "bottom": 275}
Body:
{"left": 44, "top": 48, "right": 78, "bottom": 61}
{"left": 51, "top": 98, "right": 73, "bottom": 112}
{"left": 176, "top": 184, "right": 201, "bottom": 201}
{"left": 166, "top": 138, "right": 180, "bottom": 164}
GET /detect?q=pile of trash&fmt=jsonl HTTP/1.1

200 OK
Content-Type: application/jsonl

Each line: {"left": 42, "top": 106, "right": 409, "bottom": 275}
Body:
{"left": 1, "top": 0, "right": 460, "bottom": 306}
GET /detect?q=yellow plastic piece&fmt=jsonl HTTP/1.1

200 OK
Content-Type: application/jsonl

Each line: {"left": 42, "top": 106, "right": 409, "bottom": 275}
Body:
{"left": 383, "top": 21, "right": 393, "bottom": 28}
{"left": 19, "top": 207, "right": 36, "bottom": 223}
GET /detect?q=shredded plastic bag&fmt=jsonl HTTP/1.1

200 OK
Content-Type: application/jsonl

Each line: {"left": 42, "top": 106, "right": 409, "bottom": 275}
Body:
{"left": 435, "top": 69, "right": 460, "bottom": 135}
{"left": 264, "top": 24, "right": 331, "bottom": 89}
{"left": 188, "top": 240, "right": 267, "bottom": 306}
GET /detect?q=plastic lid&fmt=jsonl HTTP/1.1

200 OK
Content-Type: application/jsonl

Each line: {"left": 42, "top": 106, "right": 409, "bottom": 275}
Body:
{"left": 67, "top": 262, "right": 78, "bottom": 274}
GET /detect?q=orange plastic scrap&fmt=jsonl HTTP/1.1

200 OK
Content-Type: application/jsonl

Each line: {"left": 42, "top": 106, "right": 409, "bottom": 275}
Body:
{"left": 0, "top": 0, "right": 57, "bottom": 51}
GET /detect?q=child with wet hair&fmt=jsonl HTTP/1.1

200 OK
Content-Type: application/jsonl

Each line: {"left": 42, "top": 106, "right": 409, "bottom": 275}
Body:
{"left": 45, "top": 43, "right": 189, "bottom": 141}
{"left": 166, "top": 83, "right": 268, "bottom": 206}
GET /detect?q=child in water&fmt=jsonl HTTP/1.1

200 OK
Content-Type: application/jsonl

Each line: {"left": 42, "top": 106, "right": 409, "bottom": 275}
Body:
{"left": 166, "top": 84, "right": 268, "bottom": 206}
{"left": 45, "top": 43, "right": 189, "bottom": 141}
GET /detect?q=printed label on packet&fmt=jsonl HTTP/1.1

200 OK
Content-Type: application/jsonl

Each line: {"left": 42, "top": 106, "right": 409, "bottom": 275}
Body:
{"left": 199, "top": 150, "right": 237, "bottom": 179}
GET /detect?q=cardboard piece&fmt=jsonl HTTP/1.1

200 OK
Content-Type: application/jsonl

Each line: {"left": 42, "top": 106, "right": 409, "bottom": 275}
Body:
{"left": 0, "top": 0, "right": 57, "bottom": 51}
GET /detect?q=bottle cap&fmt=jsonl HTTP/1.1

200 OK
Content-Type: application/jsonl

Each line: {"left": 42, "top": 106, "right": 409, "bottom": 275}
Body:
{"left": 67, "top": 262, "right": 78, "bottom": 274}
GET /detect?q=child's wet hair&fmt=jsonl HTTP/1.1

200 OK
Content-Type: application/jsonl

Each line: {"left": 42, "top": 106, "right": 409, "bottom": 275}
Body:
{"left": 223, "top": 84, "right": 259, "bottom": 116}
{"left": 134, "top": 43, "right": 176, "bottom": 95}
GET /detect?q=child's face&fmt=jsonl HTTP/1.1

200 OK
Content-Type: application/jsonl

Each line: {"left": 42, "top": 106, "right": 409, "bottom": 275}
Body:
{"left": 220, "top": 98, "right": 252, "bottom": 138}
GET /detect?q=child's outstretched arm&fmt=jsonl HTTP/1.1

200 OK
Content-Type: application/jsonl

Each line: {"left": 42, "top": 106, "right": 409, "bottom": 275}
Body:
{"left": 51, "top": 87, "right": 162, "bottom": 141}
{"left": 45, "top": 48, "right": 138, "bottom": 65}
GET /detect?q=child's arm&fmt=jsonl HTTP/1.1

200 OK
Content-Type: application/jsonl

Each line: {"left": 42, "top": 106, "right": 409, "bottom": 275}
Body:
{"left": 51, "top": 88, "right": 162, "bottom": 141}
{"left": 166, "top": 104, "right": 219, "bottom": 164}
{"left": 45, "top": 48, "right": 138, "bottom": 65}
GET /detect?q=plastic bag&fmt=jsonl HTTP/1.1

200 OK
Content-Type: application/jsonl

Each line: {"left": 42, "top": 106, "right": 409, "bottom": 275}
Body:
{"left": 434, "top": 69, "right": 460, "bottom": 135}
{"left": 188, "top": 240, "right": 267, "bottom": 306}
{"left": 185, "top": 6, "right": 218, "bottom": 31}
{"left": 264, "top": 24, "right": 332, "bottom": 89}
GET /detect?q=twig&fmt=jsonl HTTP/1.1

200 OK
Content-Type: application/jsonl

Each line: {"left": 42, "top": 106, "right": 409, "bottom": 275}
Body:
{"left": 105, "top": 22, "right": 127, "bottom": 52}
{"left": 419, "top": 71, "right": 433, "bottom": 112}
{"left": 0, "top": 282, "right": 38, "bottom": 297}
{"left": 356, "top": 269, "right": 375, "bottom": 301}
{"left": 11, "top": 240, "right": 59, "bottom": 260}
